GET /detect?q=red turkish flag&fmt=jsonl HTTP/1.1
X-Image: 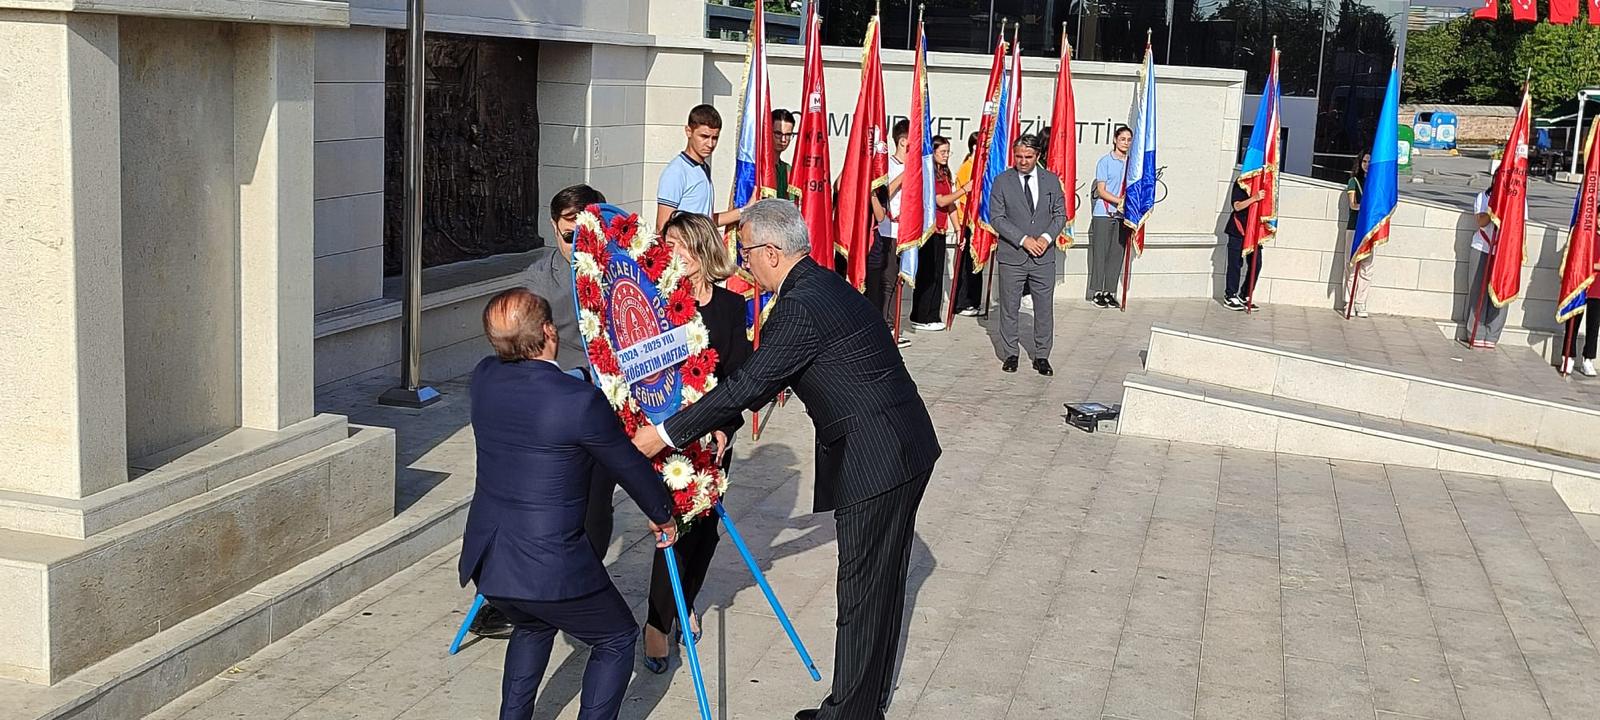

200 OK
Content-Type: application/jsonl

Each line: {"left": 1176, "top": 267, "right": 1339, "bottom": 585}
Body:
{"left": 1589, "top": 0, "right": 1600, "bottom": 24}
{"left": 1551, "top": 0, "right": 1578, "bottom": 23}
{"left": 1510, "top": 0, "right": 1537, "bottom": 21}
{"left": 1471, "top": 0, "right": 1496, "bottom": 19}
{"left": 1485, "top": 87, "right": 1532, "bottom": 308}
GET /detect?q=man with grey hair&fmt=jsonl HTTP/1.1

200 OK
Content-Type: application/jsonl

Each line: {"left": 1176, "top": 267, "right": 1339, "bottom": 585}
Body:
{"left": 990, "top": 134, "right": 1068, "bottom": 375}
{"left": 632, "top": 199, "right": 942, "bottom": 720}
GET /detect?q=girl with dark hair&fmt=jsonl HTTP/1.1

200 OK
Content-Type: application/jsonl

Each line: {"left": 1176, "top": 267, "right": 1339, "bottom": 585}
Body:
{"left": 910, "top": 136, "right": 971, "bottom": 330}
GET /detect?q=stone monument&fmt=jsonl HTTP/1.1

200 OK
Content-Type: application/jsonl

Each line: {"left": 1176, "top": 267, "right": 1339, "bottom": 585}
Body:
{"left": 0, "top": 0, "right": 394, "bottom": 685}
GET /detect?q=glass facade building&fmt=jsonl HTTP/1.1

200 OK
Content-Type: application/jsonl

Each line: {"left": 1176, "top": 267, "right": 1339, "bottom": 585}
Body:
{"left": 805, "top": 0, "right": 1407, "bottom": 179}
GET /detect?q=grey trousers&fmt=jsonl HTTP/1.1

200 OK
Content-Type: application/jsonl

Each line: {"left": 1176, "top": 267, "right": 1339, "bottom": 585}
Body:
{"left": 997, "top": 260, "right": 1056, "bottom": 360}
{"left": 1467, "top": 248, "right": 1505, "bottom": 343}
{"left": 1087, "top": 216, "right": 1125, "bottom": 296}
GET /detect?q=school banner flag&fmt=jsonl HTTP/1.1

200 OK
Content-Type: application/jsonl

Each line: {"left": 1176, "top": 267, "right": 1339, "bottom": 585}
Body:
{"left": 1047, "top": 27, "right": 1077, "bottom": 250}
{"left": 1557, "top": 120, "right": 1600, "bottom": 322}
{"left": 965, "top": 27, "right": 1009, "bottom": 269}
{"left": 897, "top": 16, "right": 936, "bottom": 285}
{"left": 1351, "top": 60, "right": 1399, "bottom": 264}
{"left": 791, "top": 7, "right": 834, "bottom": 267}
{"left": 1120, "top": 40, "right": 1159, "bottom": 255}
{"left": 1239, "top": 46, "right": 1282, "bottom": 257}
{"left": 1487, "top": 84, "right": 1533, "bottom": 307}
{"left": 834, "top": 14, "right": 888, "bottom": 290}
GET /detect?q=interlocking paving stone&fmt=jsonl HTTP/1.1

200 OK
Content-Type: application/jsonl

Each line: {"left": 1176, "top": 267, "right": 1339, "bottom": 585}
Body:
{"left": 118, "top": 299, "right": 1600, "bottom": 720}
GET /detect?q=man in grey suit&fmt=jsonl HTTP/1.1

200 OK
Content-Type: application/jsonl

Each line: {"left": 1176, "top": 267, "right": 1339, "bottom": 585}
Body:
{"left": 989, "top": 134, "right": 1067, "bottom": 376}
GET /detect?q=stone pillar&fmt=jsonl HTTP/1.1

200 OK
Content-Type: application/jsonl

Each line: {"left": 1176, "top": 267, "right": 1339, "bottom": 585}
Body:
{"left": 235, "top": 24, "right": 316, "bottom": 431}
{"left": 0, "top": 10, "right": 129, "bottom": 500}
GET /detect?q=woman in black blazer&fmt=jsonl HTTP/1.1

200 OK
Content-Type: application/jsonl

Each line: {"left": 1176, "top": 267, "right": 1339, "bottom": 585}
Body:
{"left": 641, "top": 212, "right": 753, "bottom": 673}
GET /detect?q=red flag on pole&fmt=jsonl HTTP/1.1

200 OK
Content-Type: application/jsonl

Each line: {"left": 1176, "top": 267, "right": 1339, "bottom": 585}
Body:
{"left": 833, "top": 15, "right": 888, "bottom": 290}
{"left": 791, "top": 7, "right": 834, "bottom": 267}
{"left": 1047, "top": 26, "right": 1077, "bottom": 250}
{"left": 1590, "top": 0, "right": 1600, "bottom": 25}
{"left": 1551, "top": 0, "right": 1579, "bottom": 23}
{"left": 1008, "top": 28, "right": 1023, "bottom": 146}
{"left": 897, "top": 14, "right": 935, "bottom": 253}
{"left": 965, "top": 26, "right": 1008, "bottom": 270}
{"left": 1510, "top": 0, "right": 1537, "bottom": 21}
{"left": 1471, "top": 0, "right": 1496, "bottom": 19}
{"left": 1487, "top": 85, "right": 1533, "bottom": 307}
{"left": 1557, "top": 120, "right": 1600, "bottom": 324}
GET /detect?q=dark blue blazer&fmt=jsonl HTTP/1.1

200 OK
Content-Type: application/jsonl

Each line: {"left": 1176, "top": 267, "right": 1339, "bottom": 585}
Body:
{"left": 459, "top": 357, "right": 673, "bottom": 602}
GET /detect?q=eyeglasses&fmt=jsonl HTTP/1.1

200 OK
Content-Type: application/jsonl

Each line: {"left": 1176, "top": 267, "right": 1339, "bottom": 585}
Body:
{"left": 738, "top": 243, "right": 777, "bottom": 260}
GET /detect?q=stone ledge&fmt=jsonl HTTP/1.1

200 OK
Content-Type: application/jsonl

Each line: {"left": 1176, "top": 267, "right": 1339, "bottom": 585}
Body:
{"left": 0, "top": 0, "right": 348, "bottom": 26}
{"left": 1119, "top": 372, "right": 1600, "bottom": 515}
{"left": 0, "top": 425, "right": 395, "bottom": 684}
{"left": 0, "top": 414, "right": 347, "bottom": 539}
{"left": 6, "top": 465, "right": 466, "bottom": 718}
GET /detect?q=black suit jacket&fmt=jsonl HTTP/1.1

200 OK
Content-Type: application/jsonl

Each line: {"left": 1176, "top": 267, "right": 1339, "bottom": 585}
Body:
{"left": 459, "top": 357, "right": 672, "bottom": 601}
{"left": 664, "top": 258, "right": 941, "bottom": 512}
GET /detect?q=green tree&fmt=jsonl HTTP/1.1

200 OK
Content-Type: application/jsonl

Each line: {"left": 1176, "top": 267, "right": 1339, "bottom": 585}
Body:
{"left": 1403, "top": 6, "right": 1600, "bottom": 110}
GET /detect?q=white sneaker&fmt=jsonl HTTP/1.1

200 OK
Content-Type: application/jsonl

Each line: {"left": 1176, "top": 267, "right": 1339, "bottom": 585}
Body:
{"left": 1583, "top": 359, "right": 1597, "bottom": 377}
{"left": 1563, "top": 357, "right": 1575, "bottom": 375}
{"left": 911, "top": 321, "right": 946, "bottom": 332}
{"left": 896, "top": 337, "right": 913, "bottom": 348}
{"left": 958, "top": 307, "right": 981, "bottom": 317}
{"left": 1356, "top": 308, "right": 1370, "bottom": 318}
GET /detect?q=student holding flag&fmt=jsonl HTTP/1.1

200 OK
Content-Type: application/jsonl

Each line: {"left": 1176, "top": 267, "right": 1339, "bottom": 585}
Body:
{"left": 1090, "top": 127, "right": 1131, "bottom": 307}
{"left": 1348, "top": 58, "right": 1400, "bottom": 320}
{"left": 1558, "top": 119, "right": 1600, "bottom": 376}
{"left": 1118, "top": 36, "right": 1160, "bottom": 308}
{"left": 1343, "top": 153, "right": 1373, "bottom": 317}
{"left": 870, "top": 120, "right": 912, "bottom": 343}
{"left": 1469, "top": 80, "right": 1533, "bottom": 349}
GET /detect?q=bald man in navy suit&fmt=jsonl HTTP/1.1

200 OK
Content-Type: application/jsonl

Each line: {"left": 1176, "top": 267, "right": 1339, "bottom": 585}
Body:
{"left": 461, "top": 288, "right": 679, "bottom": 720}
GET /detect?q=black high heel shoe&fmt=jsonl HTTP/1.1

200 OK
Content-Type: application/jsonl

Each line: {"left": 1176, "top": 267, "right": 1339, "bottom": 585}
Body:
{"left": 642, "top": 627, "right": 668, "bottom": 675}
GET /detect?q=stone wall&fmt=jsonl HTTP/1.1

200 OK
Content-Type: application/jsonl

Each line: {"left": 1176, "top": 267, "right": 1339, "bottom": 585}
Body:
{"left": 1257, "top": 175, "right": 1566, "bottom": 336}
{"left": 313, "top": 27, "right": 387, "bottom": 317}
{"left": 119, "top": 18, "right": 242, "bottom": 460}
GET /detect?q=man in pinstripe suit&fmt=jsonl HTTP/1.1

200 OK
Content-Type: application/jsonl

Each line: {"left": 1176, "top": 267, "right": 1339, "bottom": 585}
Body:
{"left": 633, "top": 199, "right": 941, "bottom": 720}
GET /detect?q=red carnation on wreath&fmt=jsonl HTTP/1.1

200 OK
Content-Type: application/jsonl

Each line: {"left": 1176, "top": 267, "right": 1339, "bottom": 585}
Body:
{"left": 587, "top": 337, "right": 621, "bottom": 377}
{"left": 639, "top": 244, "right": 672, "bottom": 281}
{"left": 576, "top": 275, "right": 603, "bottom": 310}
{"left": 681, "top": 350, "right": 716, "bottom": 391}
{"left": 665, "top": 284, "right": 697, "bottom": 326}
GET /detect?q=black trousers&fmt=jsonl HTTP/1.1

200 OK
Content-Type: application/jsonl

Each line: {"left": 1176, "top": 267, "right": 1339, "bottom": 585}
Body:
{"left": 1224, "top": 235, "right": 1263, "bottom": 299}
{"left": 910, "top": 233, "right": 948, "bottom": 323}
{"left": 952, "top": 230, "right": 984, "bottom": 312}
{"left": 864, "top": 233, "right": 899, "bottom": 329}
{"left": 815, "top": 470, "right": 931, "bottom": 720}
{"left": 489, "top": 587, "right": 636, "bottom": 720}
{"left": 1563, "top": 299, "right": 1600, "bottom": 360}
{"left": 646, "top": 511, "right": 722, "bottom": 633}
{"left": 584, "top": 468, "right": 616, "bottom": 560}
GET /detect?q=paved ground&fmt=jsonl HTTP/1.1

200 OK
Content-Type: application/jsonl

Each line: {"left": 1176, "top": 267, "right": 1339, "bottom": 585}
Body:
{"left": 146, "top": 298, "right": 1600, "bottom": 720}
{"left": 1405, "top": 154, "right": 1579, "bottom": 228}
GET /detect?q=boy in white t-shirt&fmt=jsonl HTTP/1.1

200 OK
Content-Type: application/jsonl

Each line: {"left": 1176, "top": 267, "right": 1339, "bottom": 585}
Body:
{"left": 868, "top": 119, "right": 912, "bottom": 345}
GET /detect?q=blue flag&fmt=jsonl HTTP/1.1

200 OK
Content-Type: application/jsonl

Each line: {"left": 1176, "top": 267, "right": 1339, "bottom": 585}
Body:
{"left": 1351, "top": 61, "right": 1399, "bottom": 263}
{"left": 1121, "top": 44, "right": 1158, "bottom": 253}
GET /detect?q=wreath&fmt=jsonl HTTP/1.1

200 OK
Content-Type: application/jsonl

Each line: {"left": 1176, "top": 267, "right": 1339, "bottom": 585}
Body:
{"left": 572, "top": 205, "right": 728, "bottom": 524}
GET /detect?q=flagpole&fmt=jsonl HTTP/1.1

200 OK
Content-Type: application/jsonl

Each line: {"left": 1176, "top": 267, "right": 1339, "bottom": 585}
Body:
{"left": 1562, "top": 318, "right": 1577, "bottom": 375}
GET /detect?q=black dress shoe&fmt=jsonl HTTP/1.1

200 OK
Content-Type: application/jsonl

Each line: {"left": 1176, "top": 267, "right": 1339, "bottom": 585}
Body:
{"left": 469, "top": 604, "right": 514, "bottom": 639}
{"left": 794, "top": 710, "right": 819, "bottom": 720}
{"left": 1002, "top": 356, "right": 1018, "bottom": 373}
{"left": 1033, "top": 358, "right": 1054, "bottom": 376}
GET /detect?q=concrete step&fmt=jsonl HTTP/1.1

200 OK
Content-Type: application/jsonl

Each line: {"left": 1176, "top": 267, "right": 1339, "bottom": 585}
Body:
{"left": 1118, "top": 371, "right": 1600, "bottom": 515}
{"left": 1143, "top": 326, "right": 1600, "bottom": 461}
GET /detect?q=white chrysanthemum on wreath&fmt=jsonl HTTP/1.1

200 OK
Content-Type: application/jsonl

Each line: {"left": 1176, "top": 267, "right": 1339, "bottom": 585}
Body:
{"left": 691, "top": 472, "right": 720, "bottom": 496}
{"left": 600, "top": 373, "right": 629, "bottom": 408}
{"left": 657, "top": 260, "right": 683, "bottom": 292}
{"left": 681, "top": 384, "right": 703, "bottom": 404}
{"left": 686, "top": 322, "right": 710, "bottom": 352}
{"left": 578, "top": 309, "right": 601, "bottom": 341}
{"left": 703, "top": 373, "right": 718, "bottom": 392}
{"left": 627, "top": 228, "right": 653, "bottom": 259}
{"left": 574, "top": 252, "right": 602, "bottom": 280}
{"left": 662, "top": 457, "right": 694, "bottom": 490}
